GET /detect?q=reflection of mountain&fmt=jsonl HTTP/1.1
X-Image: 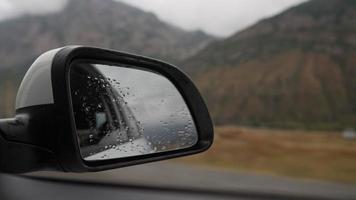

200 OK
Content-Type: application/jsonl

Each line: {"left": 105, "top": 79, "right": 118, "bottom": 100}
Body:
{"left": 0, "top": 0, "right": 214, "bottom": 118}
{"left": 183, "top": 0, "right": 356, "bottom": 130}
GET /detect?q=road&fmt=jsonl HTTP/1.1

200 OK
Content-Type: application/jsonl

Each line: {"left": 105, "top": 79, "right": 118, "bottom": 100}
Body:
{"left": 27, "top": 161, "right": 356, "bottom": 200}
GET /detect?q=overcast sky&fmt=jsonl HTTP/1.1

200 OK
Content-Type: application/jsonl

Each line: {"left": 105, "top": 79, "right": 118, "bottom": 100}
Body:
{"left": 0, "top": 0, "right": 68, "bottom": 19}
{"left": 119, "top": 0, "right": 307, "bottom": 36}
{"left": 0, "top": 0, "right": 307, "bottom": 37}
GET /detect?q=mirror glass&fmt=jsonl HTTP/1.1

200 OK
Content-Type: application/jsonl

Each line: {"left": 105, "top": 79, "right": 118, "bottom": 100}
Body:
{"left": 70, "top": 61, "right": 198, "bottom": 161}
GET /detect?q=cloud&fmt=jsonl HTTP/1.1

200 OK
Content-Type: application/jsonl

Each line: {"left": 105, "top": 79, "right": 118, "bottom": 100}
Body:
{"left": 0, "top": 0, "right": 17, "bottom": 19}
{"left": 0, "top": 0, "right": 68, "bottom": 20}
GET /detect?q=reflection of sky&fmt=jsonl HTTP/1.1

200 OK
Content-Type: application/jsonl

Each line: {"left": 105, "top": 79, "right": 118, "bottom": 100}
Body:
{"left": 95, "top": 64, "right": 197, "bottom": 139}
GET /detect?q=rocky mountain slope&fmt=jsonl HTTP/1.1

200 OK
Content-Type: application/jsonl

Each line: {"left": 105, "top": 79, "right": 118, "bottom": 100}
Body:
{"left": 183, "top": 0, "right": 356, "bottom": 129}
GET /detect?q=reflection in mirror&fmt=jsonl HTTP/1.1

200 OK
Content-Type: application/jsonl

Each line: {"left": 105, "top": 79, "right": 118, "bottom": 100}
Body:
{"left": 70, "top": 61, "right": 198, "bottom": 161}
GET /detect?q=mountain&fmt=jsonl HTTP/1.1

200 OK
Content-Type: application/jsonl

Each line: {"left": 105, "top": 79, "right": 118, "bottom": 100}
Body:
{"left": 183, "top": 0, "right": 356, "bottom": 130}
{"left": 0, "top": 0, "right": 214, "bottom": 117}
{"left": 0, "top": 0, "right": 214, "bottom": 70}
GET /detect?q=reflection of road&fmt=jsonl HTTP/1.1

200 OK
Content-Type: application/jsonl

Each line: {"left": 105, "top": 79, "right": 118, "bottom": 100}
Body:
{"left": 85, "top": 137, "right": 153, "bottom": 160}
{"left": 29, "top": 162, "right": 356, "bottom": 200}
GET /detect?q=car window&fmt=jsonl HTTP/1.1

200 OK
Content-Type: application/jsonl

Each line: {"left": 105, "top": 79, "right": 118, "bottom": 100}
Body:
{"left": 0, "top": 0, "right": 355, "bottom": 199}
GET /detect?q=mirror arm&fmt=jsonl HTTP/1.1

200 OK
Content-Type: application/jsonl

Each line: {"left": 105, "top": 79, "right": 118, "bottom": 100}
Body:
{"left": 0, "top": 116, "right": 28, "bottom": 141}
{"left": 0, "top": 117, "right": 61, "bottom": 173}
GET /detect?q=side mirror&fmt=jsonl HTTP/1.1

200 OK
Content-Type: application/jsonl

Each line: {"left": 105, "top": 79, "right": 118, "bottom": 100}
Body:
{"left": 0, "top": 46, "right": 214, "bottom": 173}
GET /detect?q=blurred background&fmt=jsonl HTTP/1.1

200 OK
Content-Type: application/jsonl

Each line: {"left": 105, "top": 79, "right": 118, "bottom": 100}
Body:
{"left": 0, "top": 0, "right": 355, "bottom": 198}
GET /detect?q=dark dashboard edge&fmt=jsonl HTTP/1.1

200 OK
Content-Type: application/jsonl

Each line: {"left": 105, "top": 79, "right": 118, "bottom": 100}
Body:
{"left": 21, "top": 174, "right": 343, "bottom": 200}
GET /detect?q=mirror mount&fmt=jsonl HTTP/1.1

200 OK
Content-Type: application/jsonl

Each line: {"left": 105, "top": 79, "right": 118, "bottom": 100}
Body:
{"left": 0, "top": 111, "right": 62, "bottom": 173}
{"left": 0, "top": 118, "right": 60, "bottom": 173}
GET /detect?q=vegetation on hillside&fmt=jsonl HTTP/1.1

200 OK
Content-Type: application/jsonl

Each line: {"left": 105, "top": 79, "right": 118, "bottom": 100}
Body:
{"left": 177, "top": 126, "right": 356, "bottom": 183}
{"left": 183, "top": 0, "right": 356, "bottom": 130}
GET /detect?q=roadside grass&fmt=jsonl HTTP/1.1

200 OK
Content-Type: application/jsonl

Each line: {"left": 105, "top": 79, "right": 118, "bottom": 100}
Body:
{"left": 175, "top": 126, "right": 356, "bottom": 184}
